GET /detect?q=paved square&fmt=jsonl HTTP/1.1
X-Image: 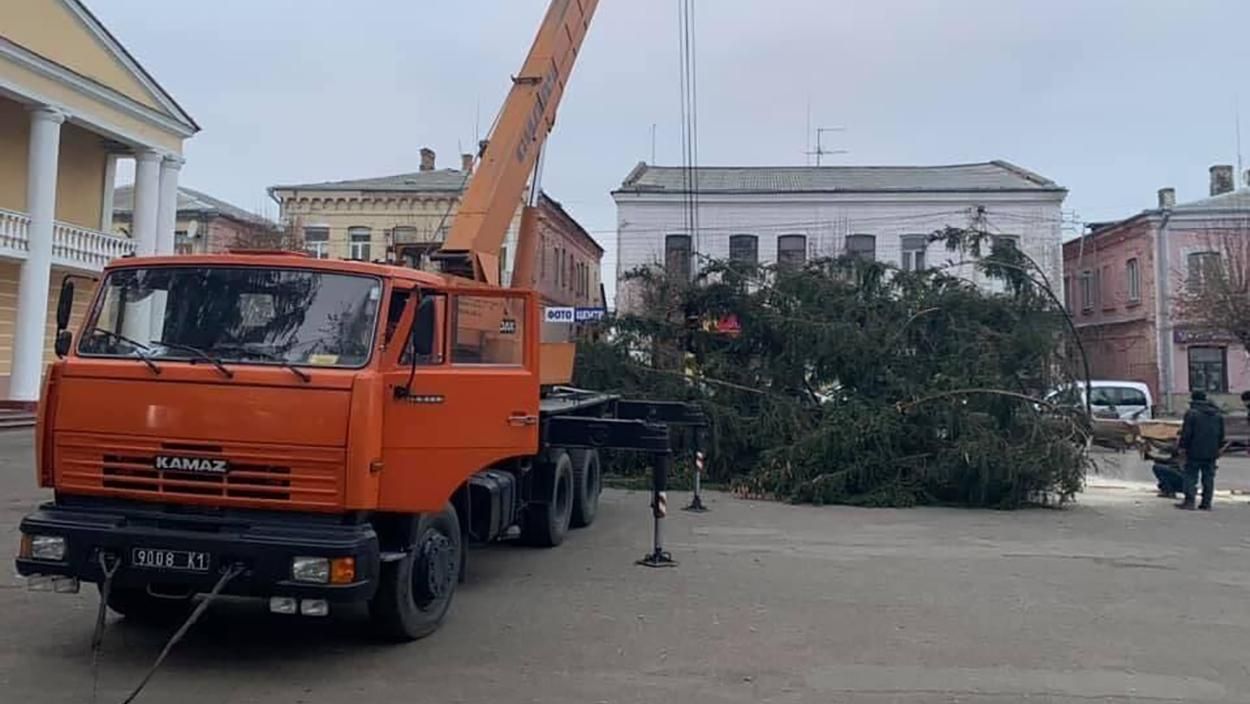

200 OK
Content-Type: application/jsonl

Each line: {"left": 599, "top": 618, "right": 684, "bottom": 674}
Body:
{"left": 3, "top": 433, "right": 1249, "bottom": 703}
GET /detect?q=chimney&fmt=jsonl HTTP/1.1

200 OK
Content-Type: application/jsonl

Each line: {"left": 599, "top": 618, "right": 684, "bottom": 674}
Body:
{"left": 419, "top": 147, "right": 436, "bottom": 172}
{"left": 1209, "top": 164, "right": 1234, "bottom": 196}
{"left": 1158, "top": 187, "right": 1176, "bottom": 210}
{"left": 461, "top": 153, "right": 474, "bottom": 174}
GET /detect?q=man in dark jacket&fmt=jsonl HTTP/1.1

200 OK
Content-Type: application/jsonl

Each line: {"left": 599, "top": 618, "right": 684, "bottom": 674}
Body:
{"left": 1176, "top": 391, "right": 1226, "bottom": 510}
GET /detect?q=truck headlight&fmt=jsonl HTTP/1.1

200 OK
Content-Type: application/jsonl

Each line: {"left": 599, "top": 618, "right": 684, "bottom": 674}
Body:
{"left": 291, "top": 557, "right": 329, "bottom": 583}
{"left": 25, "top": 535, "right": 67, "bottom": 561}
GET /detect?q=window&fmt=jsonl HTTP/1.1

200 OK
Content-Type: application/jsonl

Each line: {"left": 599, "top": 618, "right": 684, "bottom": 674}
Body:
{"left": 665, "top": 234, "right": 692, "bottom": 279}
{"left": 400, "top": 293, "right": 447, "bottom": 366}
{"left": 79, "top": 267, "right": 382, "bottom": 368}
{"left": 391, "top": 226, "right": 418, "bottom": 244}
{"left": 398, "top": 242, "right": 439, "bottom": 270}
{"left": 452, "top": 295, "right": 525, "bottom": 366}
{"left": 1126, "top": 258, "right": 1140, "bottom": 303}
{"left": 174, "top": 230, "right": 193, "bottom": 255}
{"left": 729, "top": 234, "right": 759, "bottom": 265}
{"left": 303, "top": 226, "right": 329, "bottom": 259}
{"left": 1089, "top": 386, "right": 1148, "bottom": 409}
{"left": 1080, "top": 270, "right": 1094, "bottom": 312}
{"left": 991, "top": 235, "right": 1020, "bottom": 252}
{"left": 1100, "top": 265, "right": 1111, "bottom": 308}
{"left": 348, "top": 227, "right": 372, "bottom": 261}
{"left": 1063, "top": 276, "right": 1073, "bottom": 312}
{"left": 777, "top": 234, "right": 807, "bottom": 268}
{"left": 1188, "top": 346, "right": 1228, "bottom": 393}
{"left": 1187, "top": 251, "right": 1221, "bottom": 292}
{"left": 901, "top": 235, "right": 927, "bottom": 271}
{"left": 846, "top": 234, "right": 876, "bottom": 261}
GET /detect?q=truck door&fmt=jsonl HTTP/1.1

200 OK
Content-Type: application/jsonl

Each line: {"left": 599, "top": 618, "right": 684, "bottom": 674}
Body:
{"left": 380, "top": 288, "right": 539, "bottom": 512}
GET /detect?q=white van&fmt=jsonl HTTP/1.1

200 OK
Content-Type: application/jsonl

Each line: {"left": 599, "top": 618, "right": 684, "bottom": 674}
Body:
{"left": 1047, "top": 380, "right": 1154, "bottom": 421}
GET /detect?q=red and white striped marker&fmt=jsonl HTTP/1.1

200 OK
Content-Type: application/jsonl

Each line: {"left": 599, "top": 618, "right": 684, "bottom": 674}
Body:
{"left": 653, "top": 491, "right": 668, "bottom": 518}
{"left": 695, "top": 451, "right": 705, "bottom": 473}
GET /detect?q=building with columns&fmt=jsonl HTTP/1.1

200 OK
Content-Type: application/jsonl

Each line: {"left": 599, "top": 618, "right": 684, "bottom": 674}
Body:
{"left": 0, "top": 0, "right": 198, "bottom": 401}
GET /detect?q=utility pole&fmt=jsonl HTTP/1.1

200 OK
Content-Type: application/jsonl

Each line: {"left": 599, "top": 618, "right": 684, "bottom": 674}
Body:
{"left": 805, "top": 126, "right": 847, "bottom": 166}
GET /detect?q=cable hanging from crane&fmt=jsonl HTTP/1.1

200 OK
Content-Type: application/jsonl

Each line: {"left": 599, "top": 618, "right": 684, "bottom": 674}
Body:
{"left": 678, "top": 0, "right": 701, "bottom": 260}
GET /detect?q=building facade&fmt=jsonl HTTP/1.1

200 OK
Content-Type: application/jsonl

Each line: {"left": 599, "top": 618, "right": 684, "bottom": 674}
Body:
{"left": 113, "top": 185, "right": 277, "bottom": 255}
{"left": 611, "top": 161, "right": 1067, "bottom": 311}
{"left": 1062, "top": 165, "right": 1250, "bottom": 412}
{"left": 270, "top": 147, "right": 603, "bottom": 311}
{"left": 0, "top": 0, "right": 196, "bottom": 401}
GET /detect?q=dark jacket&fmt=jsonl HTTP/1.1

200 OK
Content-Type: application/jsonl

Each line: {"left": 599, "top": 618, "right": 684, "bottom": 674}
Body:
{"left": 1179, "top": 399, "right": 1226, "bottom": 462}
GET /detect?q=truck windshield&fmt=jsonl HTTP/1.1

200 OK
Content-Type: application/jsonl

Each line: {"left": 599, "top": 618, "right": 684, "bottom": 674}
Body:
{"left": 77, "top": 266, "right": 383, "bottom": 369}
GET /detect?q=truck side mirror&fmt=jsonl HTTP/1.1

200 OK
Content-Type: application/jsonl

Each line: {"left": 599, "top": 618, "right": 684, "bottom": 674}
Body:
{"left": 412, "top": 297, "right": 436, "bottom": 358}
{"left": 55, "top": 279, "right": 74, "bottom": 331}
{"left": 54, "top": 330, "right": 72, "bottom": 358}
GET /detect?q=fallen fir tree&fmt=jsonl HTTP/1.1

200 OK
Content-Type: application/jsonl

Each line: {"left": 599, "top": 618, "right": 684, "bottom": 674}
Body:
{"left": 574, "top": 229, "right": 1091, "bottom": 509}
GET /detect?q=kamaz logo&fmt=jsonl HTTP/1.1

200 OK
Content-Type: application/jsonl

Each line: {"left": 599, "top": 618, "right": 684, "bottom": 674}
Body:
{"left": 154, "top": 456, "right": 229, "bottom": 474}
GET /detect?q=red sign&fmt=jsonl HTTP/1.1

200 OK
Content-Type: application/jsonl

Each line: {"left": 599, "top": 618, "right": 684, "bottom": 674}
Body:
{"left": 714, "top": 314, "right": 741, "bottom": 336}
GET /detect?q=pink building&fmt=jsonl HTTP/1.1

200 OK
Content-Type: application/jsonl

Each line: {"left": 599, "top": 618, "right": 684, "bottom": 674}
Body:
{"left": 1063, "top": 165, "right": 1250, "bottom": 413}
{"left": 112, "top": 185, "right": 278, "bottom": 254}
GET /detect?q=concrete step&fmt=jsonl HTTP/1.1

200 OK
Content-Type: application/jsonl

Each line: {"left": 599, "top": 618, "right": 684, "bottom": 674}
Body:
{"left": 0, "top": 410, "right": 35, "bottom": 430}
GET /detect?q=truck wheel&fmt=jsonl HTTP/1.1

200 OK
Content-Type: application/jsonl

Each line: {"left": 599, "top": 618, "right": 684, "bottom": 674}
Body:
{"left": 369, "top": 504, "right": 461, "bottom": 642}
{"left": 570, "top": 449, "right": 601, "bottom": 529}
{"left": 521, "top": 450, "right": 573, "bottom": 547}
{"left": 102, "top": 586, "right": 193, "bottom": 625}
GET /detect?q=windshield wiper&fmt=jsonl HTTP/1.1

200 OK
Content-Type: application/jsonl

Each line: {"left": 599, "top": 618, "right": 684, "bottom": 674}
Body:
{"left": 152, "top": 340, "right": 234, "bottom": 379}
{"left": 90, "top": 328, "right": 161, "bottom": 375}
{"left": 212, "top": 344, "right": 312, "bottom": 383}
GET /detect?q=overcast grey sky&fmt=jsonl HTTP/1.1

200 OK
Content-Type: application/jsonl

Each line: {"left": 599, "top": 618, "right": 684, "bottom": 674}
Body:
{"left": 92, "top": 0, "right": 1250, "bottom": 286}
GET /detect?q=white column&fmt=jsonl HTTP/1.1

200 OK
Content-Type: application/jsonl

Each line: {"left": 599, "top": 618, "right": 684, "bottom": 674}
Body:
{"left": 10, "top": 107, "right": 64, "bottom": 402}
{"left": 131, "top": 149, "right": 161, "bottom": 256}
{"left": 156, "top": 154, "right": 182, "bottom": 255}
{"left": 99, "top": 152, "right": 119, "bottom": 233}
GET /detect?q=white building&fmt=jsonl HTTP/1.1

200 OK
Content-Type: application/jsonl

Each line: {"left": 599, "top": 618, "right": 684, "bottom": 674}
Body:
{"left": 611, "top": 161, "right": 1067, "bottom": 311}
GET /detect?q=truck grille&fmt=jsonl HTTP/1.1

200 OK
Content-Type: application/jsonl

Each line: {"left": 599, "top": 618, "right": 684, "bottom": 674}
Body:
{"left": 55, "top": 433, "right": 345, "bottom": 510}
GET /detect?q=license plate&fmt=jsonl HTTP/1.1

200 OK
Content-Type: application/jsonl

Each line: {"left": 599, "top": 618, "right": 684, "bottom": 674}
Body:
{"left": 130, "top": 547, "right": 211, "bottom": 572}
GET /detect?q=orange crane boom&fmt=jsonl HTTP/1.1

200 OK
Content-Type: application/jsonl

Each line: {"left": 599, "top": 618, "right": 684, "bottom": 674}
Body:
{"left": 436, "top": 0, "right": 600, "bottom": 284}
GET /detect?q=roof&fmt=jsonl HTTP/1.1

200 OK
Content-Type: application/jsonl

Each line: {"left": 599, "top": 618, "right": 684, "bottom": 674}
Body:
{"left": 538, "top": 193, "right": 603, "bottom": 255}
{"left": 1077, "top": 187, "right": 1250, "bottom": 243}
{"left": 113, "top": 185, "right": 274, "bottom": 227}
{"left": 613, "top": 160, "right": 1065, "bottom": 195}
{"left": 270, "top": 169, "right": 472, "bottom": 194}
{"left": 66, "top": 0, "right": 199, "bottom": 132}
{"left": 1172, "top": 187, "right": 1250, "bottom": 214}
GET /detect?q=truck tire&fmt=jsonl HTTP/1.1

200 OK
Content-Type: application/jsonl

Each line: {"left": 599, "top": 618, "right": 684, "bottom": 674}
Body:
{"left": 103, "top": 586, "right": 193, "bottom": 625}
{"left": 369, "top": 504, "right": 462, "bottom": 642}
{"left": 520, "top": 450, "right": 573, "bottom": 547}
{"left": 570, "top": 449, "right": 601, "bottom": 529}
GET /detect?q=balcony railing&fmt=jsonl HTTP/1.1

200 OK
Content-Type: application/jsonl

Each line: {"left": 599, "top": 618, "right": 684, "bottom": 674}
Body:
{"left": 0, "top": 206, "right": 135, "bottom": 272}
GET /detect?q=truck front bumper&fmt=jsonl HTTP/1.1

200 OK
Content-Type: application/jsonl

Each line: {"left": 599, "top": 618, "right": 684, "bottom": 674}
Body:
{"left": 15, "top": 499, "right": 379, "bottom": 602}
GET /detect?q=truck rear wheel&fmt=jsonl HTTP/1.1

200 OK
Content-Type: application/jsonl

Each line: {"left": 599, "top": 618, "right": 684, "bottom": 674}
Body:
{"left": 520, "top": 450, "right": 573, "bottom": 547}
{"left": 103, "top": 585, "right": 193, "bottom": 625}
{"left": 369, "top": 504, "right": 461, "bottom": 642}
{"left": 570, "top": 449, "right": 601, "bottom": 528}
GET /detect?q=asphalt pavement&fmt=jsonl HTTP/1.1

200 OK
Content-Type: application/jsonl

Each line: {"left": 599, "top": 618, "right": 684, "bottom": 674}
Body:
{"left": 4, "top": 431, "right": 1250, "bottom": 703}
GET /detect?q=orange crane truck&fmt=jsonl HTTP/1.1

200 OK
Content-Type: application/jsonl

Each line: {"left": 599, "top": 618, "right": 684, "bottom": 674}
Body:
{"left": 15, "top": 0, "right": 701, "bottom": 641}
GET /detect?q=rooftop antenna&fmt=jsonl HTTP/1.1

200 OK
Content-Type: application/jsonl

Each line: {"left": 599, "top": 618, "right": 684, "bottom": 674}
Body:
{"left": 1237, "top": 96, "right": 1244, "bottom": 187}
{"left": 805, "top": 126, "right": 848, "bottom": 166}
{"left": 805, "top": 99, "right": 812, "bottom": 165}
